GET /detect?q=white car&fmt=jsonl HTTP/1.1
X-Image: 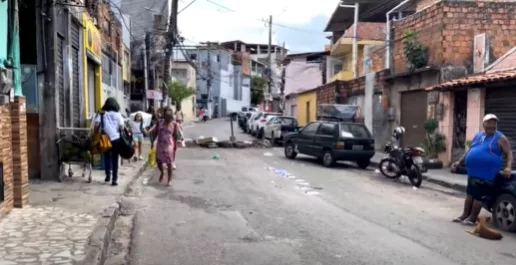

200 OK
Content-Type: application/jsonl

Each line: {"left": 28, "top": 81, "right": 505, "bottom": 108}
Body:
{"left": 246, "top": 112, "right": 262, "bottom": 134}
{"left": 252, "top": 112, "right": 281, "bottom": 138}
{"left": 264, "top": 116, "right": 299, "bottom": 144}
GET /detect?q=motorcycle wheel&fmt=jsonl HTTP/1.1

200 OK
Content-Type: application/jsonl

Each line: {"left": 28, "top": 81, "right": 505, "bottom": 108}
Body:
{"left": 408, "top": 164, "right": 423, "bottom": 188}
{"left": 378, "top": 158, "right": 401, "bottom": 179}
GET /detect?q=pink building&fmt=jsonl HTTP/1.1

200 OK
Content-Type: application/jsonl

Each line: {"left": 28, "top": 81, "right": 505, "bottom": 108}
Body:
{"left": 283, "top": 51, "right": 328, "bottom": 118}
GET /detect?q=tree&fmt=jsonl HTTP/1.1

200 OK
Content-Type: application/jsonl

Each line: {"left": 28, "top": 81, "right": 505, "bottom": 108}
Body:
{"left": 166, "top": 81, "right": 196, "bottom": 111}
{"left": 251, "top": 76, "right": 267, "bottom": 106}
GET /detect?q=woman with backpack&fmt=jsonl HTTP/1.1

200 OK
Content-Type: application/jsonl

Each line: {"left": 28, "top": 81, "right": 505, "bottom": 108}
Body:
{"left": 94, "top": 97, "right": 125, "bottom": 186}
{"left": 145, "top": 107, "right": 184, "bottom": 187}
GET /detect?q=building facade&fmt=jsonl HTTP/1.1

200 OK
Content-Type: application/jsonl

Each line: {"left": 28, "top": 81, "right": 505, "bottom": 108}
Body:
{"left": 171, "top": 61, "right": 197, "bottom": 122}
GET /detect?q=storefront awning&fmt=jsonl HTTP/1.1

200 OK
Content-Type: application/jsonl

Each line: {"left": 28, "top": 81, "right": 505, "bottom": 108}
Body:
{"left": 425, "top": 69, "right": 516, "bottom": 91}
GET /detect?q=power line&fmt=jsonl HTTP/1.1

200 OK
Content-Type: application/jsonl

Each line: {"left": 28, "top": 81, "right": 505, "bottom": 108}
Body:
{"left": 178, "top": 0, "right": 198, "bottom": 14}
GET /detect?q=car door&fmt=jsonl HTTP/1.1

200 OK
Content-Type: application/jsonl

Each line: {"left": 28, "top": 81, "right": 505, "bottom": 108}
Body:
{"left": 264, "top": 117, "right": 276, "bottom": 138}
{"left": 314, "top": 123, "right": 337, "bottom": 157}
{"left": 296, "top": 122, "right": 320, "bottom": 155}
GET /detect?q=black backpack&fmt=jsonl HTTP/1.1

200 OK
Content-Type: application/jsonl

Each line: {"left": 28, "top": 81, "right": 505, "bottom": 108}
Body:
{"left": 119, "top": 128, "right": 135, "bottom": 159}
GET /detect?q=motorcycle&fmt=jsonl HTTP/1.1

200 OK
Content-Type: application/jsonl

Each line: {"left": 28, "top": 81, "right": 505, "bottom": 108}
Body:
{"left": 378, "top": 126, "right": 425, "bottom": 188}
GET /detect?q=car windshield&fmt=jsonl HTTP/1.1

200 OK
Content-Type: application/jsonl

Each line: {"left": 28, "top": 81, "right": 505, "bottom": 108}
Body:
{"left": 278, "top": 118, "right": 297, "bottom": 125}
{"left": 340, "top": 123, "right": 371, "bottom": 138}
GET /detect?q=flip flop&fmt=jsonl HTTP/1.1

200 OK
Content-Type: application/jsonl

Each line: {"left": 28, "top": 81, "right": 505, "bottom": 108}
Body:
{"left": 452, "top": 217, "right": 465, "bottom": 223}
{"left": 461, "top": 220, "right": 478, "bottom": 226}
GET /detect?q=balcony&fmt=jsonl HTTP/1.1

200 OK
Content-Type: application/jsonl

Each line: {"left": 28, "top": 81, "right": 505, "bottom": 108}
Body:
{"left": 330, "top": 70, "right": 354, "bottom": 82}
{"left": 330, "top": 38, "right": 384, "bottom": 57}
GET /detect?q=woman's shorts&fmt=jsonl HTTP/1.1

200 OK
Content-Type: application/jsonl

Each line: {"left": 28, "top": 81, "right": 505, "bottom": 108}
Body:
{"left": 133, "top": 133, "right": 144, "bottom": 143}
{"left": 466, "top": 177, "right": 494, "bottom": 200}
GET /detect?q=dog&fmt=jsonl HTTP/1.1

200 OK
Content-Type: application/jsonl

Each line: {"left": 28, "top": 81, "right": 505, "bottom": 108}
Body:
{"left": 466, "top": 216, "right": 503, "bottom": 240}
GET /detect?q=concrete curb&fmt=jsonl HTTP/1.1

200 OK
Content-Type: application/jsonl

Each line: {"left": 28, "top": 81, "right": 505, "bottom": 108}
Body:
{"left": 369, "top": 160, "right": 467, "bottom": 193}
{"left": 82, "top": 202, "right": 120, "bottom": 265}
{"left": 83, "top": 160, "right": 149, "bottom": 265}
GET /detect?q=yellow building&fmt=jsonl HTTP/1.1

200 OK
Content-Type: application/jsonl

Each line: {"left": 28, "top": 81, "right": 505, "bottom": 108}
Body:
{"left": 296, "top": 88, "right": 318, "bottom": 127}
{"left": 329, "top": 38, "right": 384, "bottom": 82}
{"left": 82, "top": 13, "right": 103, "bottom": 118}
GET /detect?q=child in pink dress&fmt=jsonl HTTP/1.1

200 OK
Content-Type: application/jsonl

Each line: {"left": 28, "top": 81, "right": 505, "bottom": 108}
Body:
{"left": 145, "top": 107, "right": 183, "bottom": 187}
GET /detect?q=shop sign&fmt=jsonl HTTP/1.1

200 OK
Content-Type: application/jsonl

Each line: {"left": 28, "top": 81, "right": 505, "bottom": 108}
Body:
{"left": 82, "top": 14, "right": 102, "bottom": 62}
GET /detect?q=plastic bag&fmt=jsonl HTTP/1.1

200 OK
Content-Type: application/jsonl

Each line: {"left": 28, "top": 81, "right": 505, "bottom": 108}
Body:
{"left": 148, "top": 147, "right": 157, "bottom": 168}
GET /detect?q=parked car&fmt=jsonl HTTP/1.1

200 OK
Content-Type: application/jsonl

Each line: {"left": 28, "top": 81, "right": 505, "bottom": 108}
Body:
{"left": 264, "top": 116, "right": 299, "bottom": 144}
{"left": 246, "top": 112, "right": 262, "bottom": 134}
{"left": 483, "top": 173, "right": 516, "bottom": 232}
{"left": 239, "top": 112, "right": 253, "bottom": 131}
{"left": 251, "top": 112, "right": 281, "bottom": 137}
{"left": 283, "top": 120, "right": 375, "bottom": 168}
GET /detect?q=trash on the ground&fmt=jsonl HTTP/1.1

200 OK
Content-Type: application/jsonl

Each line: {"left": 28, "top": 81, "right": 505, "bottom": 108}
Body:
{"left": 287, "top": 175, "right": 296, "bottom": 179}
{"left": 263, "top": 152, "right": 274, "bottom": 156}
{"left": 299, "top": 186, "right": 310, "bottom": 190}
{"left": 305, "top": 191, "right": 319, "bottom": 195}
{"left": 212, "top": 154, "right": 220, "bottom": 160}
{"left": 374, "top": 169, "right": 380, "bottom": 173}
{"left": 297, "top": 182, "right": 310, "bottom": 186}
{"left": 142, "top": 178, "right": 149, "bottom": 185}
{"left": 313, "top": 187, "right": 323, "bottom": 190}
{"left": 413, "top": 186, "right": 418, "bottom": 190}
{"left": 295, "top": 179, "right": 305, "bottom": 183}
{"left": 273, "top": 169, "right": 289, "bottom": 178}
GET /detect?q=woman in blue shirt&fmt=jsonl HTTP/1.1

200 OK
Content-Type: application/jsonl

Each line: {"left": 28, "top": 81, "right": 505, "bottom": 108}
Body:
{"left": 452, "top": 114, "right": 513, "bottom": 225}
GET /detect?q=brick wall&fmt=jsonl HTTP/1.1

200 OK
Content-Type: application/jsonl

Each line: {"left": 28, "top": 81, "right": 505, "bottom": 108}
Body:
{"left": 416, "top": 0, "right": 442, "bottom": 12}
{"left": 26, "top": 114, "right": 40, "bottom": 179}
{"left": 0, "top": 104, "right": 13, "bottom": 216}
{"left": 343, "top": 22, "right": 386, "bottom": 41}
{"left": 11, "top": 97, "right": 29, "bottom": 208}
{"left": 392, "top": 0, "right": 516, "bottom": 74}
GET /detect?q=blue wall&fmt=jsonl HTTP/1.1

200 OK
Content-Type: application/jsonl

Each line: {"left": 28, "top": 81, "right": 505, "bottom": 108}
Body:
{"left": 0, "top": 0, "right": 8, "bottom": 66}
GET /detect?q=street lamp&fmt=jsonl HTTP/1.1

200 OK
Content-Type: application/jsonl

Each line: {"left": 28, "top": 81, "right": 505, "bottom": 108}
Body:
{"left": 339, "top": 1, "right": 359, "bottom": 79}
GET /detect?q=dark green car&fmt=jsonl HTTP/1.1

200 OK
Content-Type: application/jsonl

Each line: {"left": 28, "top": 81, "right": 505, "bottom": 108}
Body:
{"left": 283, "top": 121, "right": 375, "bottom": 168}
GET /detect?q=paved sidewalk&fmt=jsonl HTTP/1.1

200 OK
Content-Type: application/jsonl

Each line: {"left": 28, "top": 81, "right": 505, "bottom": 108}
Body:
{"left": 0, "top": 145, "right": 150, "bottom": 265}
{"left": 371, "top": 153, "right": 467, "bottom": 192}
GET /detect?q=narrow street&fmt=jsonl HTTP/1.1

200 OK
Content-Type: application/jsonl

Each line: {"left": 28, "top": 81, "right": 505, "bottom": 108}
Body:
{"left": 125, "top": 119, "right": 516, "bottom": 265}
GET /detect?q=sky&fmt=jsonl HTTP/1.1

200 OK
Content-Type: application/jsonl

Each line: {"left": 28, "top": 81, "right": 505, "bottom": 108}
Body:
{"left": 176, "top": 0, "right": 339, "bottom": 53}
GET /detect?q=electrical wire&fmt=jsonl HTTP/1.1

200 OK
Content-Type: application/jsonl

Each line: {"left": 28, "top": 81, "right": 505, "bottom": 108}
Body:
{"left": 178, "top": 0, "right": 198, "bottom": 14}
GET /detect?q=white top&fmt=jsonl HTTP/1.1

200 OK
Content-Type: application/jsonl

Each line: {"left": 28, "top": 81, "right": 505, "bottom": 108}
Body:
{"left": 95, "top": 111, "right": 124, "bottom": 141}
{"left": 131, "top": 121, "right": 143, "bottom": 134}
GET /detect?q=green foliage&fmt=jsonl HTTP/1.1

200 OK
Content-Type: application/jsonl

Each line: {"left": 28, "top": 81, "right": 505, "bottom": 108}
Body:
{"left": 251, "top": 76, "right": 267, "bottom": 105}
{"left": 403, "top": 32, "right": 429, "bottom": 71}
{"left": 422, "top": 119, "right": 446, "bottom": 158}
{"left": 166, "top": 81, "right": 195, "bottom": 111}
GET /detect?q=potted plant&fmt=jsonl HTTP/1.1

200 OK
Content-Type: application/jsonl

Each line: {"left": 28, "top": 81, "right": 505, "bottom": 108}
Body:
{"left": 422, "top": 119, "right": 446, "bottom": 169}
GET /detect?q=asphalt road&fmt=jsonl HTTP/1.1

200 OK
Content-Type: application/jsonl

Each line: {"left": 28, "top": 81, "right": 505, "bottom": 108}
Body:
{"left": 127, "top": 119, "right": 516, "bottom": 265}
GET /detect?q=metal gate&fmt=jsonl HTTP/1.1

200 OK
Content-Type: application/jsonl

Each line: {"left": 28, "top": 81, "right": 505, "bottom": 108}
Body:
{"left": 57, "top": 37, "right": 68, "bottom": 127}
{"left": 71, "top": 21, "right": 82, "bottom": 127}
{"left": 400, "top": 90, "right": 428, "bottom": 148}
{"left": 485, "top": 87, "right": 516, "bottom": 169}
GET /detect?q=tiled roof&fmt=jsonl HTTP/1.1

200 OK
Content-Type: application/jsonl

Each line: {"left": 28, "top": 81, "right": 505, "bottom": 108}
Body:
{"left": 425, "top": 69, "right": 516, "bottom": 91}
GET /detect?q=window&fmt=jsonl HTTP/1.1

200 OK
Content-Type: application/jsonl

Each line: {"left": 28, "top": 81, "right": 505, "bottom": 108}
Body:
{"left": 277, "top": 117, "right": 296, "bottom": 126}
{"left": 333, "top": 63, "right": 343, "bottom": 75}
{"left": 341, "top": 124, "right": 371, "bottom": 138}
{"left": 216, "top": 55, "right": 220, "bottom": 62}
{"left": 266, "top": 117, "right": 276, "bottom": 125}
{"left": 318, "top": 123, "right": 335, "bottom": 136}
{"left": 301, "top": 122, "right": 320, "bottom": 136}
{"left": 190, "top": 53, "right": 197, "bottom": 60}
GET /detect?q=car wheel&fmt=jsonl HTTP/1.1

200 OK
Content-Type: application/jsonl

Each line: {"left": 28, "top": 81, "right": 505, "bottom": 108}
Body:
{"left": 356, "top": 159, "right": 370, "bottom": 169}
{"left": 492, "top": 193, "right": 516, "bottom": 232}
{"left": 322, "top": 149, "right": 335, "bottom": 167}
{"left": 259, "top": 128, "right": 265, "bottom": 139}
{"left": 284, "top": 142, "right": 297, "bottom": 159}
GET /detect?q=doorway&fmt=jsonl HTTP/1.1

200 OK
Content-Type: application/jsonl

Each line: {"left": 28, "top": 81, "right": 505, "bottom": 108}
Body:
{"left": 87, "top": 60, "right": 96, "bottom": 118}
{"left": 306, "top": 101, "right": 310, "bottom": 124}
{"left": 452, "top": 90, "right": 467, "bottom": 162}
{"left": 400, "top": 91, "right": 428, "bottom": 147}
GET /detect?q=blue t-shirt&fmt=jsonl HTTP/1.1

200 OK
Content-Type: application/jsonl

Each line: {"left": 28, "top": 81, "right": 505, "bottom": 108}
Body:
{"left": 465, "top": 131, "right": 504, "bottom": 182}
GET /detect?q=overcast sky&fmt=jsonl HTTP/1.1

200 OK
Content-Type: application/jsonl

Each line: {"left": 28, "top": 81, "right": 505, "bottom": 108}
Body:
{"left": 177, "top": 0, "right": 338, "bottom": 52}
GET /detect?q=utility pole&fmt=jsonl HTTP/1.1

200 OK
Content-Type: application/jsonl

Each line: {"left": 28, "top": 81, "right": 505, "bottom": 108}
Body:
{"left": 266, "top": 15, "right": 272, "bottom": 112}
{"left": 200, "top": 41, "right": 217, "bottom": 118}
{"left": 164, "top": 0, "right": 179, "bottom": 107}
{"left": 143, "top": 32, "right": 150, "bottom": 110}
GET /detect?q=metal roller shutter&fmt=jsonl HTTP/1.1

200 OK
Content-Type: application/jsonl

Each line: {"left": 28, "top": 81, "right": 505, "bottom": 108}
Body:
{"left": 485, "top": 87, "right": 516, "bottom": 169}
{"left": 57, "top": 37, "right": 65, "bottom": 128}
{"left": 71, "top": 21, "right": 81, "bottom": 127}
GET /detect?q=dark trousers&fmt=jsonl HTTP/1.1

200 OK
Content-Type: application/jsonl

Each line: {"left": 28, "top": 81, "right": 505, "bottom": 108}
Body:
{"left": 104, "top": 139, "right": 121, "bottom": 183}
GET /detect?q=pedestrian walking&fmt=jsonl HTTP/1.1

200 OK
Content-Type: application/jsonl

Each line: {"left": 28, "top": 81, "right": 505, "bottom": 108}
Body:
{"left": 451, "top": 114, "right": 513, "bottom": 225}
{"left": 131, "top": 112, "right": 145, "bottom": 160}
{"left": 94, "top": 97, "right": 125, "bottom": 186}
{"left": 145, "top": 107, "right": 184, "bottom": 187}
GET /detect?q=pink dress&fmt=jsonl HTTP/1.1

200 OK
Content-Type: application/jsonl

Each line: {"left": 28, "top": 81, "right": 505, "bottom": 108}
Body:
{"left": 156, "top": 120, "right": 177, "bottom": 165}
